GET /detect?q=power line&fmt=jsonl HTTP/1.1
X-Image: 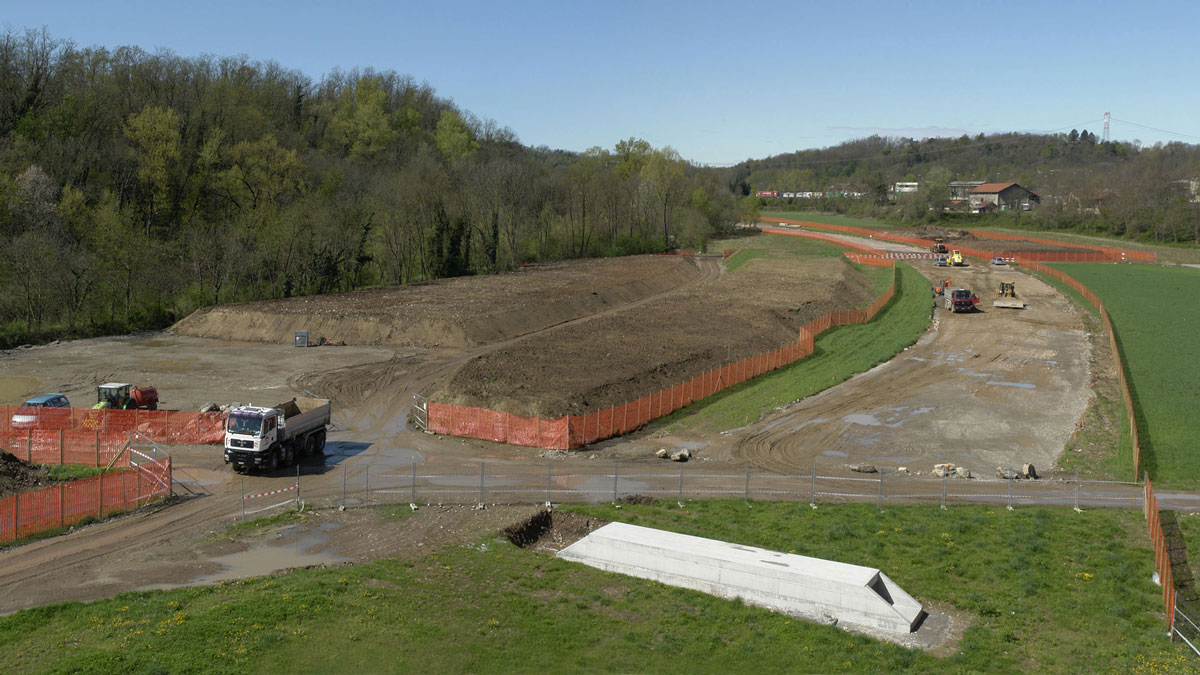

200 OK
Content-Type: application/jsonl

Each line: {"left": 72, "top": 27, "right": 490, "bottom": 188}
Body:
{"left": 1108, "top": 117, "right": 1200, "bottom": 142}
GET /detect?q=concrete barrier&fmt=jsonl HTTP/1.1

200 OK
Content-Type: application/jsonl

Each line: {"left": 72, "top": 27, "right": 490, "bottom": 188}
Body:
{"left": 557, "top": 522, "right": 924, "bottom": 633}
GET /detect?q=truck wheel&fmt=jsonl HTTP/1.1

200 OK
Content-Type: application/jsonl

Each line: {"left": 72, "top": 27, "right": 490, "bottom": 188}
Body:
{"left": 284, "top": 445, "right": 294, "bottom": 467}
{"left": 304, "top": 435, "right": 316, "bottom": 459}
{"left": 315, "top": 430, "right": 326, "bottom": 455}
{"left": 269, "top": 449, "right": 280, "bottom": 472}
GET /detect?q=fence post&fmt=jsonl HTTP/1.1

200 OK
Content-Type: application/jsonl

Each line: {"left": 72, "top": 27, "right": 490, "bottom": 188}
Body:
{"left": 612, "top": 462, "right": 619, "bottom": 502}
{"left": 96, "top": 471, "right": 103, "bottom": 518}
{"left": 1007, "top": 476, "right": 1013, "bottom": 510}
{"left": 59, "top": 483, "right": 65, "bottom": 529}
{"left": 59, "top": 429, "right": 64, "bottom": 464}
{"left": 137, "top": 464, "right": 142, "bottom": 506}
{"left": 121, "top": 469, "right": 127, "bottom": 509}
{"left": 95, "top": 431, "right": 100, "bottom": 466}
{"left": 941, "top": 474, "right": 947, "bottom": 510}
{"left": 545, "top": 462, "right": 551, "bottom": 505}
{"left": 745, "top": 463, "right": 750, "bottom": 500}
{"left": 240, "top": 476, "right": 245, "bottom": 523}
{"left": 878, "top": 472, "right": 884, "bottom": 510}
{"left": 810, "top": 459, "right": 816, "bottom": 507}
{"left": 412, "top": 460, "right": 417, "bottom": 504}
{"left": 365, "top": 466, "right": 370, "bottom": 505}
{"left": 295, "top": 464, "right": 300, "bottom": 511}
{"left": 27, "top": 428, "right": 32, "bottom": 462}
{"left": 480, "top": 462, "right": 485, "bottom": 505}
{"left": 1074, "top": 469, "right": 1081, "bottom": 512}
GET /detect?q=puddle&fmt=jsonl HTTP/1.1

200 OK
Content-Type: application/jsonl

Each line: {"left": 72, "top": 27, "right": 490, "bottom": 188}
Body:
{"left": 186, "top": 521, "right": 350, "bottom": 587}
{"left": 985, "top": 380, "right": 1037, "bottom": 389}
{"left": 785, "top": 417, "right": 829, "bottom": 433}
{"left": 844, "top": 413, "right": 884, "bottom": 426}
{"left": 821, "top": 450, "right": 848, "bottom": 457}
{"left": 955, "top": 368, "right": 991, "bottom": 378}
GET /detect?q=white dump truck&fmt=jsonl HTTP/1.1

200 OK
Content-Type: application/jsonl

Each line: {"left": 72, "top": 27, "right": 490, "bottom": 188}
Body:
{"left": 223, "top": 397, "right": 330, "bottom": 472}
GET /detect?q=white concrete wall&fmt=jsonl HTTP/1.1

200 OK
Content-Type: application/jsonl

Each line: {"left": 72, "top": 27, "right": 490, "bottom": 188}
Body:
{"left": 557, "top": 522, "right": 923, "bottom": 633}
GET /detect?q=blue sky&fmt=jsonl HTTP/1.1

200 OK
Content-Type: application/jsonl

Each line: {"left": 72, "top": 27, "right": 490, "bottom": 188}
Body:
{"left": 5, "top": 0, "right": 1198, "bottom": 164}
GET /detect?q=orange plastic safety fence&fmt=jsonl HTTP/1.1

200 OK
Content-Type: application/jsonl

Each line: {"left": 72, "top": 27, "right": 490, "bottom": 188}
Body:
{"left": 1144, "top": 476, "right": 1176, "bottom": 628}
{"left": 0, "top": 456, "right": 171, "bottom": 544}
{"left": 0, "top": 407, "right": 224, "bottom": 445}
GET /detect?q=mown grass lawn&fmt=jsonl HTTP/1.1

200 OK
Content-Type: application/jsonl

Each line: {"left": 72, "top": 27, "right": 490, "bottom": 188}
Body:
{"left": 0, "top": 502, "right": 1189, "bottom": 673}
{"left": 1050, "top": 263, "right": 1200, "bottom": 488}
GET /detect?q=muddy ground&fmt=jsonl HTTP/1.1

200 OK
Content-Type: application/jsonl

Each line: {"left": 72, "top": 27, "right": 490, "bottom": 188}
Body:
{"left": 0, "top": 235, "right": 1103, "bottom": 615}
{"left": 0, "top": 451, "right": 66, "bottom": 499}
{"left": 437, "top": 256, "right": 875, "bottom": 417}
{"left": 895, "top": 226, "right": 1080, "bottom": 253}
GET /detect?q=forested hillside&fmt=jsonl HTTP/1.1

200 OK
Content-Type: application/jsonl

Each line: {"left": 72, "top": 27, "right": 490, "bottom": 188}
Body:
{"left": 729, "top": 133, "right": 1200, "bottom": 242}
{"left": 0, "top": 29, "right": 737, "bottom": 347}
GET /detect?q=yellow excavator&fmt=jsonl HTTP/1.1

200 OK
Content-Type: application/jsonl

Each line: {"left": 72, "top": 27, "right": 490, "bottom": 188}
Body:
{"left": 947, "top": 250, "right": 965, "bottom": 266}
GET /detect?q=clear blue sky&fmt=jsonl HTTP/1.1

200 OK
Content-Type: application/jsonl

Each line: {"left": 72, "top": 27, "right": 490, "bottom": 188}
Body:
{"left": 5, "top": 0, "right": 1198, "bottom": 164}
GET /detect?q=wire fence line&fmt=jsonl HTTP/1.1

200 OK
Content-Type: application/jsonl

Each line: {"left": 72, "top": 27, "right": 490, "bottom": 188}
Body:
{"left": 236, "top": 462, "right": 1144, "bottom": 518}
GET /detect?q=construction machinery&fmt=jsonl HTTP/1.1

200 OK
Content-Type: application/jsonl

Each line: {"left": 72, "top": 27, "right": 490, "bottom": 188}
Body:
{"left": 993, "top": 281, "right": 1026, "bottom": 309}
{"left": 93, "top": 382, "right": 159, "bottom": 410}
{"left": 934, "top": 278, "right": 952, "bottom": 295}
{"left": 947, "top": 250, "right": 965, "bottom": 266}
{"left": 930, "top": 237, "right": 948, "bottom": 255}
{"left": 224, "top": 397, "right": 330, "bottom": 472}
{"left": 944, "top": 288, "right": 980, "bottom": 313}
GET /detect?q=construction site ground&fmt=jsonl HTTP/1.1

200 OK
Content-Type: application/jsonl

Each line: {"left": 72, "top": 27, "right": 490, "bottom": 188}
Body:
{"left": 893, "top": 225, "right": 1079, "bottom": 253}
{"left": 0, "top": 232, "right": 1147, "bottom": 615}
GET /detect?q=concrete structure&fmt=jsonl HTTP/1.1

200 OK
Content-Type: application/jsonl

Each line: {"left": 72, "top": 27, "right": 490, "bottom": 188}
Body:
{"left": 969, "top": 182, "right": 1040, "bottom": 212}
{"left": 949, "top": 180, "right": 986, "bottom": 201}
{"left": 557, "top": 522, "right": 924, "bottom": 633}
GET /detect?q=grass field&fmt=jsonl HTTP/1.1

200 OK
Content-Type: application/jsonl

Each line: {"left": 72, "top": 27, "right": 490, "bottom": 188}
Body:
{"left": 1048, "top": 263, "right": 1200, "bottom": 488}
{"left": 0, "top": 501, "right": 1188, "bottom": 673}
{"left": 662, "top": 258, "right": 930, "bottom": 434}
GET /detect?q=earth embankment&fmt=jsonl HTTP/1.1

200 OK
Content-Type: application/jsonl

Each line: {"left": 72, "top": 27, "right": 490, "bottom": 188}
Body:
{"left": 435, "top": 256, "right": 879, "bottom": 417}
{"left": 171, "top": 256, "right": 699, "bottom": 349}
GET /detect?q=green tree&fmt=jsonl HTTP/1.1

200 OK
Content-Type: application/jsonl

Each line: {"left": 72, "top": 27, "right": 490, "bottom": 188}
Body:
{"left": 124, "top": 106, "right": 181, "bottom": 232}
{"left": 434, "top": 109, "right": 478, "bottom": 161}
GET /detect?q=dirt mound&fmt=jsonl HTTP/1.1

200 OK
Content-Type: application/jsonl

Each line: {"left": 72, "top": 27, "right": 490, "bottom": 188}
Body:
{"left": 437, "top": 256, "right": 876, "bottom": 417}
{"left": 892, "top": 226, "right": 1080, "bottom": 253}
{"left": 503, "top": 510, "right": 607, "bottom": 553}
{"left": 171, "top": 256, "right": 698, "bottom": 349}
{"left": 0, "top": 451, "right": 60, "bottom": 499}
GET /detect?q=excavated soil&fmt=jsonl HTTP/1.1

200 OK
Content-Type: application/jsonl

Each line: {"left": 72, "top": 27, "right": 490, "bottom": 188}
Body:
{"left": 171, "top": 256, "right": 698, "bottom": 349}
{"left": 899, "top": 226, "right": 1080, "bottom": 253}
{"left": 436, "top": 256, "right": 876, "bottom": 417}
{"left": 0, "top": 451, "right": 64, "bottom": 499}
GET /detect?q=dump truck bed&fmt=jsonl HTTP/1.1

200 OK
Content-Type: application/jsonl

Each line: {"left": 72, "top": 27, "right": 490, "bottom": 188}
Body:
{"left": 275, "top": 397, "right": 331, "bottom": 440}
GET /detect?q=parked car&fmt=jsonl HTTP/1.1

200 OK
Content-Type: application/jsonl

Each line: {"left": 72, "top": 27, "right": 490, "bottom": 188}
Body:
{"left": 10, "top": 393, "right": 70, "bottom": 428}
{"left": 934, "top": 256, "right": 947, "bottom": 267}
{"left": 991, "top": 256, "right": 1007, "bottom": 265}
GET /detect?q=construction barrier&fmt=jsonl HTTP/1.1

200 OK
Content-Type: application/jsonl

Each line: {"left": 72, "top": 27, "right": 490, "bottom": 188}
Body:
{"left": 1024, "top": 262, "right": 1141, "bottom": 481}
{"left": 0, "top": 429, "right": 133, "bottom": 467}
{"left": 0, "top": 456, "right": 172, "bottom": 544}
{"left": 0, "top": 408, "right": 224, "bottom": 445}
{"left": 1145, "top": 475, "right": 1177, "bottom": 629}
{"left": 760, "top": 217, "right": 1156, "bottom": 263}
{"left": 428, "top": 253, "right": 898, "bottom": 449}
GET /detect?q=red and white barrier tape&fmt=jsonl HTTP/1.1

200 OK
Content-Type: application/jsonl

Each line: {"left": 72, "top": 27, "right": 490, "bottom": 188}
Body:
{"left": 245, "top": 484, "right": 296, "bottom": 500}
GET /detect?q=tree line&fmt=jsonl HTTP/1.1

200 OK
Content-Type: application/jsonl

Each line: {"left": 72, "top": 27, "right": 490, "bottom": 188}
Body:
{"left": 731, "top": 132, "right": 1200, "bottom": 243}
{"left": 0, "top": 29, "right": 738, "bottom": 347}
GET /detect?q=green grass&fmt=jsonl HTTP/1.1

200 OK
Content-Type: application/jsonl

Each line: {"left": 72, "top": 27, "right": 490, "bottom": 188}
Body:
{"left": 0, "top": 502, "right": 1189, "bottom": 673}
{"left": 660, "top": 262, "right": 931, "bottom": 433}
{"left": 44, "top": 464, "right": 114, "bottom": 481}
{"left": 1049, "top": 263, "right": 1200, "bottom": 488}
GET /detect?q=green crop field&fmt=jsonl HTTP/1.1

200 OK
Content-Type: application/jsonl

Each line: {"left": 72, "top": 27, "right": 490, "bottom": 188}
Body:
{"left": 1050, "top": 264, "right": 1200, "bottom": 487}
{"left": 0, "top": 502, "right": 1188, "bottom": 673}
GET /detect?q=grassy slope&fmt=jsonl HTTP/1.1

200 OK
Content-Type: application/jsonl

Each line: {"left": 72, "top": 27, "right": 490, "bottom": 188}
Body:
{"left": 1050, "top": 263, "right": 1200, "bottom": 487}
{"left": 662, "top": 258, "right": 930, "bottom": 434}
{"left": 0, "top": 502, "right": 1188, "bottom": 673}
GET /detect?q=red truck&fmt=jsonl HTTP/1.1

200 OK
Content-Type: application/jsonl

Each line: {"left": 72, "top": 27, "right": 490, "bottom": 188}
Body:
{"left": 944, "top": 288, "right": 980, "bottom": 313}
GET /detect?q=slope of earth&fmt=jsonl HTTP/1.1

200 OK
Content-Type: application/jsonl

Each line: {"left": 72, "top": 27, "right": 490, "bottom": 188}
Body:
{"left": 435, "top": 255, "right": 877, "bottom": 418}
{"left": 171, "top": 255, "right": 698, "bottom": 349}
{"left": 0, "top": 452, "right": 65, "bottom": 499}
{"left": 890, "top": 226, "right": 1080, "bottom": 253}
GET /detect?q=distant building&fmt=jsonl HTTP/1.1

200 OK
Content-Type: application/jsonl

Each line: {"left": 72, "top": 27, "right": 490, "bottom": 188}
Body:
{"left": 891, "top": 182, "right": 919, "bottom": 199}
{"left": 755, "top": 191, "right": 778, "bottom": 198}
{"left": 1171, "top": 178, "right": 1200, "bottom": 203}
{"left": 949, "top": 181, "right": 986, "bottom": 201}
{"left": 968, "top": 183, "right": 1041, "bottom": 212}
